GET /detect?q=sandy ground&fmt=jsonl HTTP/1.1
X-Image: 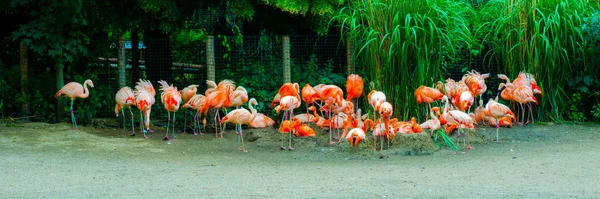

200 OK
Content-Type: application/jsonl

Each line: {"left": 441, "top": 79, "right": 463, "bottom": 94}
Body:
{"left": 0, "top": 120, "right": 599, "bottom": 198}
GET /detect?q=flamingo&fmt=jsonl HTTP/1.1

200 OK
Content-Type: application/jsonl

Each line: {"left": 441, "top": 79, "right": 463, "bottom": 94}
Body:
{"left": 291, "top": 118, "right": 316, "bottom": 137}
{"left": 249, "top": 113, "right": 275, "bottom": 128}
{"left": 134, "top": 79, "right": 156, "bottom": 138}
{"left": 158, "top": 80, "right": 182, "bottom": 141}
{"left": 180, "top": 84, "right": 199, "bottom": 134}
{"left": 199, "top": 86, "right": 232, "bottom": 138}
{"left": 482, "top": 98, "right": 515, "bottom": 142}
{"left": 346, "top": 74, "right": 364, "bottom": 110}
{"left": 462, "top": 70, "right": 490, "bottom": 107}
{"left": 439, "top": 110, "right": 475, "bottom": 150}
{"left": 55, "top": 79, "right": 94, "bottom": 131}
{"left": 181, "top": 94, "right": 207, "bottom": 135}
{"left": 420, "top": 107, "right": 441, "bottom": 134}
{"left": 459, "top": 91, "right": 474, "bottom": 112}
{"left": 501, "top": 83, "right": 537, "bottom": 125}
{"left": 514, "top": 72, "right": 542, "bottom": 124}
{"left": 415, "top": 85, "right": 444, "bottom": 119}
{"left": 275, "top": 95, "right": 301, "bottom": 150}
{"left": 378, "top": 102, "right": 393, "bottom": 157}
{"left": 229, "top": 86, "right": 249, "bottom": 109}
{"left": 308, "top": 106, "right": 327, "bottom": 129}
{"left": 301, "top": 83, "right": 319, "bottom": 113}
{"left": 346, "top": 118, "right": 374, "bottom": 147}
{"left": 115, "top": 86, "right": 136, "bottom": 135}
{"left": 220, "top": 98, "right": 258, "bottom": 152}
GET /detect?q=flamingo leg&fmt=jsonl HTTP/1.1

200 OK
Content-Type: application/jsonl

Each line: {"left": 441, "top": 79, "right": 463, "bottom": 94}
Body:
{"left": 129, "top": 107, "right": 135, "bottom": 136}
{"left": 280, "top": 110, "right": 288, "bottom": 150}
{"left": 183, "top": 109, "right": 187, "bottom": 134}
{"left": 519, "top": 103, "right": 525, "bottom": 126}
{"left": 141, "top": 111, "right": 148, "bottom": 139}
{"left": 495, "top": 120, "right": 500, "bottom": 143}
{"left": 121, "top": 108, "right": 126, "bottom": 131}
{"left": 70, "top": 100, "right": 79, "bottom": 132}
{"left": 164, "top": 112, "right": 170, "bottom": 140}
{"left": 329, "top": 106, "right": 333, "bottom": 145}
{"left": 221, "top": 108, "right": 227, "bottom": 136}
{"left": 172, "top": 112, "right": 176, "bottom": 139}
{"left": 214, "top": 109, "right": 219, "bottom": 138}
{"left": 289, "top": 109, "right": 295, "bottom": 151}
{"left": 528, "top": 103, "right": 535, "bottom": 124}
{"left": 240, "top": 124, "right": 248, "bottom": 152}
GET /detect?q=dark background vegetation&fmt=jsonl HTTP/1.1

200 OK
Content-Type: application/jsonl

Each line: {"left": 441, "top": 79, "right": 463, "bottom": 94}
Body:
{"left": 1, "top": 0, "right": 600, "bottom": 125}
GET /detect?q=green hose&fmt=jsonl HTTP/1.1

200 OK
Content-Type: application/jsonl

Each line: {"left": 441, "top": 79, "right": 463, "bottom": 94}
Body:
{"left": 434, "top": 130, "right": 458, "bottom": 151}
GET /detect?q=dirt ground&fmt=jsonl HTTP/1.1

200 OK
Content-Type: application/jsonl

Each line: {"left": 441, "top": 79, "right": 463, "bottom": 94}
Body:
{"left": 0, "top": 120, "right": 599, "bottom": 198}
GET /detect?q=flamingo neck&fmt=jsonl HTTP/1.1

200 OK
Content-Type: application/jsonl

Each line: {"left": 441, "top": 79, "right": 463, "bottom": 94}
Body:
{"left": 81, "top": 81, "right": 90, "bottom": 98}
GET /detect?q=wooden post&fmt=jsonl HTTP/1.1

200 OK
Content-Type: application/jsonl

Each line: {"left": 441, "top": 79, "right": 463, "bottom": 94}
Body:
{"left": 118, "top": 36, "right": 126, "bottom": 88}
{"left": 346, "top": 37, "right": 355, "bottom": 74}
{"left": 282, "top": 36, "right": 291, "bottom": 83}
{"left": 206, "top": 36, "right": 215, "bottom": 82}
{"left": 20, "top": 40, "right": 29, "bottom": 118}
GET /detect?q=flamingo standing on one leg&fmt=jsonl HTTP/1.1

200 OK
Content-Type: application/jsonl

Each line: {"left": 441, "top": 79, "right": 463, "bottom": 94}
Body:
{"left": 482, "top": 98, "right": 515, "bottom": 142}
{"left": 158, "top": 80, "right": 182, "bottom": 141}
{"left": 55, "top": 79, "right": 94, "bottom": 132}
{"left": 180, "top": 84, "right": 199, "bottom": 134}
{"left": 115, "top": 86, "right": 136, "bottom": 136}
{"left": 134, "top": 79, "right": 156, "bottom": 138}
{"left": 220, "top": 98, "right": 258, "bottom": 152}
{"left": 319, "top": 85, "right": 344, "bottom": 144}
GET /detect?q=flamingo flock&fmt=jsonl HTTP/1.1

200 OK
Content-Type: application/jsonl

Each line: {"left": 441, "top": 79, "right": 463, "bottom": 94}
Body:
{"left": 54, "top": 70, "right": 541, "bottom": 155}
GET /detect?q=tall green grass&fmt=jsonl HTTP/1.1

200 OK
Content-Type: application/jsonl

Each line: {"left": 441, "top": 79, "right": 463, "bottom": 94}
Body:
{"left": 477, "top": 0, "right": 594, "bottom": 121}
{"left": 331, "top": 0, "right": 475, "bottom": 120}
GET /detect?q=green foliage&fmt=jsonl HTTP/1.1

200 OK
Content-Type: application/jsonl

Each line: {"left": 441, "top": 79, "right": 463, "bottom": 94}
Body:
{"left": 30, "top": 90, "right": 56, "bottom": 122}
{"left": 592, "top": 103, "right": 600, "bottom": 121}
{"left": 477, "top": 0, "right": 595, "bottom": 121}
{"left": 291, "top": 54, "right": 345, "bottom": 87}
{"left": 568, "top": 93, "right": 586, "bottom": 122}
{"left": 331, "top": 0, "right": 474, "bottom": 120}
{"left": 9, "top": 0, "right": 89, "bottom": 64}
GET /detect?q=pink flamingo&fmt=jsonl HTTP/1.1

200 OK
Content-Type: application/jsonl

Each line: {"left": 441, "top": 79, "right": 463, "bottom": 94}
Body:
{"left": 275, "top": 95, "right": 301, "bottom": 150}
{"left": 482, "top": 98, "right": 515, "bottom": 142}
{"left": 180, "top": 84, "right": 199, "bottom": 134}
{"left": 134, "top": 79, "right": 155, "bottom": 138}
{"left": 182, "top": 94, "right": 207, "bottom": 135}
{"left": 55, "top": 79, "right": 94, "bottom": 131}
{"left": 378, "top": 101, "right": 393, "bottom": 157}
{"left": 115, "top": 86, "right": 136, "bottom": 135}
{"left": 249, "top": 113, "right": 275, "bottom": 128}
{"left": 220, "top": 98, "right": 258, "bottom": 152}
{"left": 158, "top": 80, "right": 182, "bottom": 141}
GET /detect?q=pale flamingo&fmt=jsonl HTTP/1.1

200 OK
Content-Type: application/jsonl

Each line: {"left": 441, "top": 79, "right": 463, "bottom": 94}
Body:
{"left": 459, "top": 91, "right": 474, "bottom": 112}
{"left": 415, "top": 85, "right": 444, "bottom": 119}
{"left": 220, "top": 98, "right": 258, "bottom": 152}
{"left": 275, "top": 95, "right": 301, "bottom": 150}
{"left": 115, "top": 86, "right": 136, "bottom": 135}
{"left": 501, "top": 83, "right": 537, "bottom": 125}
{"left": 55, "top": 79, "right": 94, "bottom": 131}
{"left": 134, "top": 79, "right": 155, "bottom": 138}
{"left": 482, "top": 98, "right": 515, "bottom": 142}
{"left": 462, "top": 70, "right": 490, "bottom": 108}
{"left": 181, "top": 94, "right": 207, "bottom": 135}
{"left": 249, "top": 113, "right": 275, "bottom": 128}
{"left": 180, "top": 84, "right": 199, "bottom": 134}
{"left": 158, "top": 80, "right": 182, "bottom": 141}
{"left": 420, "top": 107, "right": 441, "bottom": 134}
{"left": 439, "top": 110, "right": 475, "bottom": 150}
{"left": 378, "top": 101, "right": 393, "bottom": 157}
{"left": 229, "top": 86, "right": 249, "bottom": 109}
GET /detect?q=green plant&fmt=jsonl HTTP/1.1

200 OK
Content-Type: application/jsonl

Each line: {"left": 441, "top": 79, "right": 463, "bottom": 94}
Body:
{"left": 477, "top": 0, "right": 595, "bottom": 121}
{"left": 331, "top": 0, "right": 475, "bottom": 120}
{"left": 568, "top": 93, "right": 586, "bottom": 122}
{"left": 592, "top": 103, "right": 600, "bottom": 121}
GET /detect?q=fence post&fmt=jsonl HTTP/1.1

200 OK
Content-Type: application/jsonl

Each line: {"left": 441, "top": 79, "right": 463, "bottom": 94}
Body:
{"left": 20, "top": 40, "right": 29, "bottom": 118}
{"left": 346, "top": 37, "right": 355, "bottom": 74}
{"left": 283, "top": 35, "right": 291, "bottom": 83}
{"left": 118, "top": 36, "right": 126, "bottom": 88}
{"left": 206, "top": 36, "right": 215, "bottom": 82}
